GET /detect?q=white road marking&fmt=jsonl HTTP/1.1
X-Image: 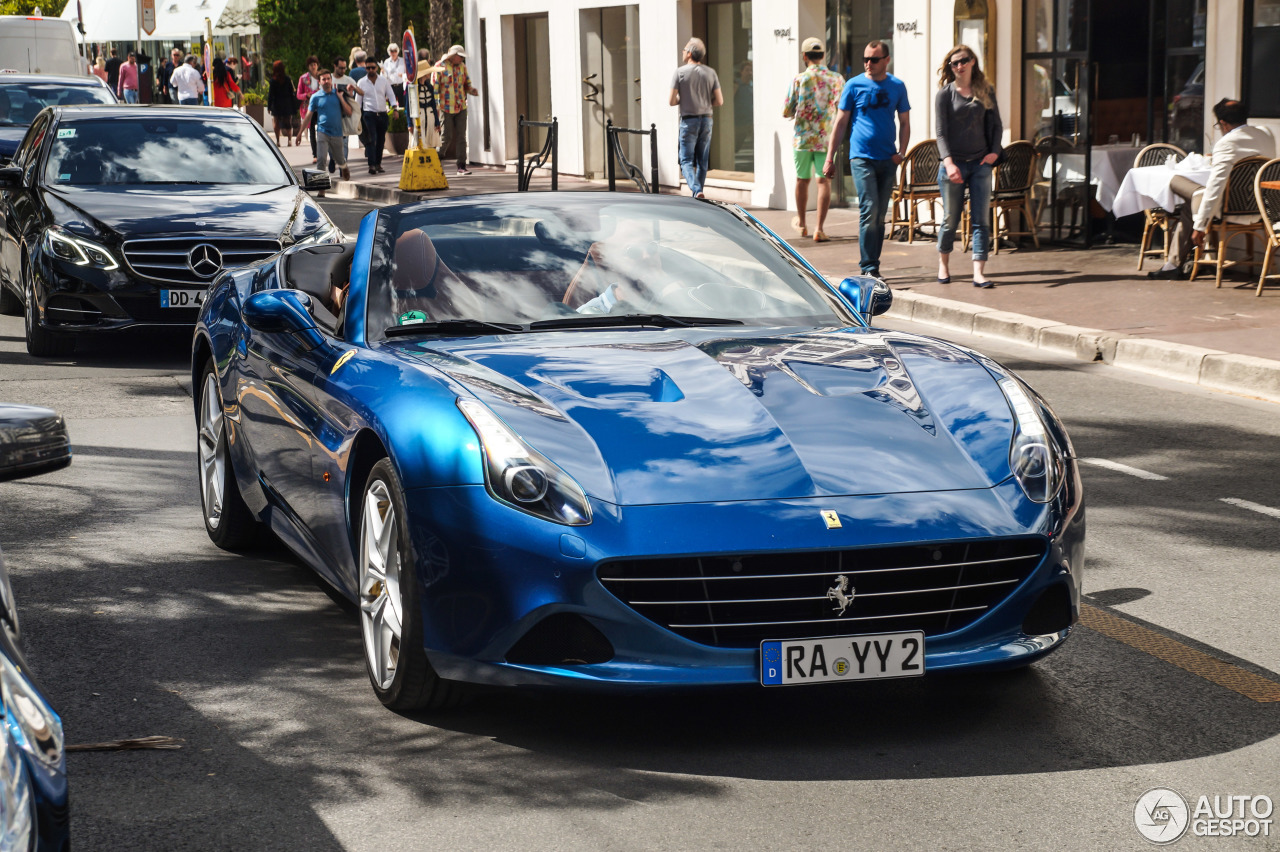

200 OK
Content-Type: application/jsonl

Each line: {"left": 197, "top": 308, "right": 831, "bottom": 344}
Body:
{"left": 1220, "top": 498, "right": 1280, "bottom": 519}
{"left": 1080, "top": 458, "right": 1169, "bottom": 481}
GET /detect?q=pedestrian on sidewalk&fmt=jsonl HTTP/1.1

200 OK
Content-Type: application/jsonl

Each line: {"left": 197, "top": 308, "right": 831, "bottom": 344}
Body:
{"left": 356, "top": 57, "right": 398, "bottom": 174}
{"left": 117, "top": 51, "right": 139, "bottom": 104}
{"left": 349, "top": 48, "right": 368, "bottom": 83}
{"left": 160, "top": 48, "right": 183, "bottom": 104}
{"left": 1148, "top": 98, "right": 1276, "bottom": 279}
{"left": 309, "top": 69, "right": 352, "bottom": 191}
{"left": 267, "top": 60, "right": 298, "bottom": 146}
{"left": 383, "top": 44, "right": 407, "bottom": 109}
{"left": 210, "top": 57, "right": 241, "bottom": 108}
{"left": 297, "top": 56, "right": 322, "bottom": 159}
{"left": 172, "top": 54, "right": 205, "bottom": 107}
{"left": 782, "top": 37, "right": 844, "bottom": 242}
{"left": 934, "top": 44, "right": 1002, "bottom": 289}
{"left": 105, "top": 48, "right": 121, "bottom": 93}
{"left": 331, "top": 57, "right": 360, "bottom": 172}
{"left": 669, "top": 38, "right": 723, "bottom": 198}
{"left": 823, "top": 40, "right": 911, "bottom": 279}
{"left": 432, "top": 45, "right": 478, "bottom": 174}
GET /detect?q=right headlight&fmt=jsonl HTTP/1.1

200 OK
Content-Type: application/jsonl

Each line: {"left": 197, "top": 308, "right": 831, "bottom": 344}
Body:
{"left": 0, "top": 656, "right": 63, "bottom": 778}
{"left": 458, "top": 399, "right": 592, "bottom": 526}
{"left": 0, "top": 719, "right": 32, "bottom": 852}
{"left": 998, "top": 377, "right": 1065, "bottom": 503}
{"left": 42, "top": 226, "right": 118, "bottom": 270}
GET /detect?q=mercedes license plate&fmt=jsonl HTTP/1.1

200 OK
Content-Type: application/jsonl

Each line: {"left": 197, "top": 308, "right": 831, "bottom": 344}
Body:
{"left": 160, "top": 289, "right": 205, "bottom": 308}
{"left": 760, "top": 631, "right": 924, "bottom": 686}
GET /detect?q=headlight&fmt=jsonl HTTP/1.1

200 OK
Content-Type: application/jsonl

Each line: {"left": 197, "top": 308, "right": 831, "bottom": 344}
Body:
{"left": 998, "top": 377, "right": 1065, "bottom": 503}
{"left": 0, "top": 656, "right": 62, "bottom": 776}
{"left": 0, "top": 721, "right": 33, "bottom": 852}
{"left": 293, "top": 222, "right": 341, "bottom": 247}
{"left": 42, "top": 226, "right": 118, "bottom": 270}
{"left": 458, "top": 399, "right": 592, "bottom": 526}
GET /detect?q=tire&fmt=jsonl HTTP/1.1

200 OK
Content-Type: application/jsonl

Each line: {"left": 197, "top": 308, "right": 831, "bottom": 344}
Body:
{"left": 197, "top": 358, "right": 266, "bottom": 549}
{"left": 0, "top": 282, "right": 20, "bottom": 316}
{"left": 23, "top": 268, "right": 74, "bottom": 358}
{"left": 358, "top": 458, "right": 461, "bottom": 711}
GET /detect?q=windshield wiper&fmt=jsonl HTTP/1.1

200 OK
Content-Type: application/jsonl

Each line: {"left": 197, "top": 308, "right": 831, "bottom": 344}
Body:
{"left": 528, "top": 313, "right": 744, "bottom": 330}
{"left": 385, "top": 319, "right": 524, "bottom": 337}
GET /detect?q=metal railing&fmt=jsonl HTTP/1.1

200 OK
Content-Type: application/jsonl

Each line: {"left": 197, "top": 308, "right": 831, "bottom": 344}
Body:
{"left": 606, "top": 120, "right": 659, "bottom": 193}
{"left": 516, "top": 115, "right": 558, "bottom": 191}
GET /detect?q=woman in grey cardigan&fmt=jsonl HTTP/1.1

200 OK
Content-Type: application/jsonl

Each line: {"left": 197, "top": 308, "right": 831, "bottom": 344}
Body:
{"left": 935, "top": 45, "right": 1002, "bottom": 288}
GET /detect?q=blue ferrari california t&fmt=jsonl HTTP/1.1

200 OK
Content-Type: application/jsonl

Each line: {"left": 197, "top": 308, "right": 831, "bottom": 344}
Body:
{"left": 191, "top": 193, "right": 1084, "bottom": 710}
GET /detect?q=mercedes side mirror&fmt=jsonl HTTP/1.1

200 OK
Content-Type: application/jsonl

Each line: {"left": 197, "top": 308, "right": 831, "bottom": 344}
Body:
{"left": 0, "top": 404, "right": 72, "bottom": 483}
{"left": 0, "top": 166, "right": 23, "bottom": 188}
{"left": 836, "top": 276, "right": 893, "bottom": 322}
{"left": 242, "top": 289, "right": 325, "bottom": 350}
{"left": 301, "top": 169, "right": 331, "bottom": 192}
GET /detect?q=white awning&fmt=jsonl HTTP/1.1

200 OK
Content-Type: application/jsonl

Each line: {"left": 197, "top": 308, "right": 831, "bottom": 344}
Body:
{"left": 61, "top": 0, "right": 232, "bottom": 41}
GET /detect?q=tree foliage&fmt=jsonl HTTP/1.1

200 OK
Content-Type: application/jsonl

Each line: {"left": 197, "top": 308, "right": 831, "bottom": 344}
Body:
{"left": 1, "top": 0, "right": 68, "bottom": 15}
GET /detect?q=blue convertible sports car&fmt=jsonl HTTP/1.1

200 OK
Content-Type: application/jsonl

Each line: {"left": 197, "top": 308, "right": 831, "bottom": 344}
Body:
{"left": 192, "top": 193, "right": 1085, "bottom": 710}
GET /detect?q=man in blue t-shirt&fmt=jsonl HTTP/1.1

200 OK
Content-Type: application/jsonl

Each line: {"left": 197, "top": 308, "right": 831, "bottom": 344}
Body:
{"left": 309, "top": 69, "right": 353, "bottom": 188}
{"left": 823, "top": 40, "right": 911, "bottom": 278}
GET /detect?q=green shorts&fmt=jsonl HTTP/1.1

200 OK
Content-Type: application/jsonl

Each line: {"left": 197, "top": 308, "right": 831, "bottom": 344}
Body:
{"left": 794, "top": 149, "right": 829, "bottom": 180}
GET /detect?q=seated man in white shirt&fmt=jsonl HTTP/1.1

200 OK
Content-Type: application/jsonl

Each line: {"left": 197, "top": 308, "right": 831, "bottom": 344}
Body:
{"left": 1150, "top": 98, "right": 1276, "bottom": 279}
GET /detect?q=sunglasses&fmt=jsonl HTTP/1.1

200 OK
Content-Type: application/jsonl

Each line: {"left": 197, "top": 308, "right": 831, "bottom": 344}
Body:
{"left": 950, "top": 56, "right": 974, "bottom": 68}
{"left": 863, "top": 54, "right": 886, "bottom": 63}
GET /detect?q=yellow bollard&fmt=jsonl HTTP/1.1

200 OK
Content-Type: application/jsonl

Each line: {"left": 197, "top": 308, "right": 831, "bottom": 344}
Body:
{"left": 399, "top": 146, "right": 449, "bottom": 191}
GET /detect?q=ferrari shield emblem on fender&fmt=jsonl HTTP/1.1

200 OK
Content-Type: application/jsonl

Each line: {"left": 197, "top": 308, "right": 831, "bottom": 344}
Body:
{"left": 330, "top": 349, "right": 356, "bottom": 375}
{"left": 820, "top": 510, "right": 841, "bottom": 529}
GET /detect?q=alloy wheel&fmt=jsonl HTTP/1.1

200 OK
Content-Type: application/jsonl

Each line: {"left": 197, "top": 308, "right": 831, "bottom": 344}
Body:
{"left": 197, "top": 373, "right": 225, "bottom": 529}
{"left": 360, "top": 480, "right": 403, "bottom": 690}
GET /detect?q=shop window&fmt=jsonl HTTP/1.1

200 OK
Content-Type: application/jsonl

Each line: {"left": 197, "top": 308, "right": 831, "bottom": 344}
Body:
{"left": 696, "top": 0, "right": 753, "bottom": 177}
{"left": 954, "top": 0, "right": 991, "bottom": 77}
{"left": 1246, "top": 0, "right": 1280, "bottom": 117}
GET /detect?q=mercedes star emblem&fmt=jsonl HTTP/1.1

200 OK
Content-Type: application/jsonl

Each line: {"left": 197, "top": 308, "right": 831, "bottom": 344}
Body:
{"left": 187, "top": 244, "right": 223, "bottom": 278}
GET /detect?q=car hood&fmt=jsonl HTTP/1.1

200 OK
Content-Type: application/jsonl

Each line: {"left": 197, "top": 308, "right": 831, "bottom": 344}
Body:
{"left": 42, "top": 184, "right": 313, "bottom": 239}
{"left": 397, "top": 328, "right": 1019, "bottom": 506}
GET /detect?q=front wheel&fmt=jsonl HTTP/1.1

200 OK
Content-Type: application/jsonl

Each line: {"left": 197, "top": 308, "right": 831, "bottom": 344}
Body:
{"left": 197, "top": 358, "right": 265, "bottom": 549}
{"left": 23, "top": 270, "right": 73, "bottom": 358}
{"left": 359, "top": 458, "right": 461, "bottom": 711}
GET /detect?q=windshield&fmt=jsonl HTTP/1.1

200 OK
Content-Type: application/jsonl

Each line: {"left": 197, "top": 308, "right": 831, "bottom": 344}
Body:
{"left": 367, "top": 196, "right": 849, "bottom": 336}
{"left": 0, "top": 83, "right": 114, "bottom": 126}
{"left": 44, "top": 118, "right": 293, "bottom": 186}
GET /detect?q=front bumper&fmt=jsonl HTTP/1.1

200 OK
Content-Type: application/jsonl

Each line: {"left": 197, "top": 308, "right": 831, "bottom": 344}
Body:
{"left": 31, "top": 248, "right": 206, "bottom": 334}
{"left": 403, "top": 474, "right": 1086, "bottom": 689}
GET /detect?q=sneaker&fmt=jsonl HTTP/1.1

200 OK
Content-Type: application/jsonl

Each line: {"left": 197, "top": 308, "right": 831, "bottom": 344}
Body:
{"left": 456, "top": 168, "right": 472, "bottom": 175}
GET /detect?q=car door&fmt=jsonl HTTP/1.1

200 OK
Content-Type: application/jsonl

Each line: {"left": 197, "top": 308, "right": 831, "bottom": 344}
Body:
{"left": 0, "top": 112, "right": 47, "bottom": 294}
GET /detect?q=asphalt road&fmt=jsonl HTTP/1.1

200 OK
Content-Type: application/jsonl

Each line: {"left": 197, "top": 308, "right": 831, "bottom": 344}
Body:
{"left": 0, "top": 200, "right": 1276, "bottom": 850}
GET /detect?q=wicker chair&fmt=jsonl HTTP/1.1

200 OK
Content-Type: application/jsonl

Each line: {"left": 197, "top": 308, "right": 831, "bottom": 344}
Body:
{"left": 888, "top": 140, "right": 942, "bottom": 243}
{"left": 989, "top": 141, "right": 1040, "bottom": 253}
{"left": 1190, "top": 156, "right": 1269, "bottom": 288}
{"left": 1252, "top": 157, "right": 1280, "bottom": 296}
{"left": 1134, "top": 143, "right": 1187, "bottom": 271}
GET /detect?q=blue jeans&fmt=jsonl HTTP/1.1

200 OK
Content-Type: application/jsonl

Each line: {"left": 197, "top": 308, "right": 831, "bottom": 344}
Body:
{"left": 179, "top": 97, "right": 200, "bottom": 106}
{"left": 937, "top": 160, "right": 993, "bottom": 261}
{"left": 850, "top": 157, "right": 898, "bottom": 275}
{"left": 677, "top": 115, "right": 713, "bottom": 196}
{"left": 122, "top": 89, "right": 139, "bottom": 104}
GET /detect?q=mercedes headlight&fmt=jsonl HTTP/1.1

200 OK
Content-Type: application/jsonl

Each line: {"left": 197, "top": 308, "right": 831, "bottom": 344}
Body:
{"left": 293, "top": 222, "right": 341, "bottom": 247}
{"left": 42, "top": 226, "right": 118, "bottom": 270}
{"left": 998, "top": 377, "right": 1065, "bottom": 503}
{"left": 458, "top": 399, "right": 592, "bottom": 526}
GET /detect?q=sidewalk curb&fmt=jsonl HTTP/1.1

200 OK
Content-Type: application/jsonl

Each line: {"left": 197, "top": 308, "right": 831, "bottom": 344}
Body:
{"left": 330, "top": 180, "right": 412, "bottom": 205}
{"left": 886, "top": 290, "right": 1280, "bottom": 404}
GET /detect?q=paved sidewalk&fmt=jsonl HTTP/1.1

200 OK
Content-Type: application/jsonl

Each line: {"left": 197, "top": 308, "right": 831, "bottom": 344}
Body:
{"left": 279, "top": 140, "right": 1280, "bottom": 403}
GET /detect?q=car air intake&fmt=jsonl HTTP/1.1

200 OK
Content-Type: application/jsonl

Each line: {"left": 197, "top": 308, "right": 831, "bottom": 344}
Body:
{"left": 44, "top": 295, "right": 102, "bottom": 325}
{"left": 505, "top": 613, "right": 615, "bottom": 666}
{"left": 598, "top": 538, "right": 1048, "bottom": 648}
{"left": 1021, "top": 581, "right": 1074, "bottom": 636}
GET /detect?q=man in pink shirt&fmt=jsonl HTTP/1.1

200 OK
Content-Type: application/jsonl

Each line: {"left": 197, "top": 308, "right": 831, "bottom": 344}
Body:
{"left": 118, "top": 52, "right": 140, "bottom": 104}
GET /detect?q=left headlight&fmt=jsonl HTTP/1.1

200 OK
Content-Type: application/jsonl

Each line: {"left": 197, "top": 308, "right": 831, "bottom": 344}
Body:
{"left": 458, "top": 399, "right": 592, "bottom": 526}
{"left": 0, "top": 656, "right": 63, "bottom": 777}
{"left": 998, "top": 377, "right": 1066, "bottom": 503}
{"left": 42, "top": 226, "right": 118, "bottom": 270}
{"left": 0, "top": 719, "right": 34, "bottom": 852}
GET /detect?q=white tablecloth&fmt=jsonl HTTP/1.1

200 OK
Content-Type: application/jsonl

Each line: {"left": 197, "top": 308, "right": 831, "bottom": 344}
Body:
{"left": 1110, "top": 162, "right": 1212, "bottom": 219}
{"left": 1042, "top": 144, "right": 1146, "bottom": 211}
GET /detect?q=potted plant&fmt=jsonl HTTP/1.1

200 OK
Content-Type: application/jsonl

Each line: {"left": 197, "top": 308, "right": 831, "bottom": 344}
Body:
{"left": 387, "top": 109, "right": 409, "bottom": 155}
{"left": 242, "top": 90, "right": 266, "bottom": 127}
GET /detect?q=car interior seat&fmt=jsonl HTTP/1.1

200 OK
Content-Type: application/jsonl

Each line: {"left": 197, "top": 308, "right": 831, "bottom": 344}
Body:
{"left": 283, "top": 242, "right": 355, "bottom": 335}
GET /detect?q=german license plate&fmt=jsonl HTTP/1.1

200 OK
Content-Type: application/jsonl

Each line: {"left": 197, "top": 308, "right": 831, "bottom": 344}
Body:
{"left": 760, "top": 631, "right": 924, "bottom": 686}
{"left": 160, "top": 289, "right": 205, "bottom": 308}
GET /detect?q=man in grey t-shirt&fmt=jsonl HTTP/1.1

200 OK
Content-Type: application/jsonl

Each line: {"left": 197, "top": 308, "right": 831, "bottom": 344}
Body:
{"left": 669, "top": 38, "right": 723, "bottom": 198}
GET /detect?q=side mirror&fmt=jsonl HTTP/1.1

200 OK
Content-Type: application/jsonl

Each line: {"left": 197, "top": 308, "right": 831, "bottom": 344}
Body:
{"left": 836, "top": 276, "right": 893, "bottom": 321}
{"left": 0, "top": 166, "right": 22, "bottom": 188}
{"left": 242, "top": 289, "right": 324, "bottom": 349}
{"left": 0, "top": 404, "right": 72, "bottom": 483}
{"left": 301, "top": 169, "right": 331, "bottom": 192}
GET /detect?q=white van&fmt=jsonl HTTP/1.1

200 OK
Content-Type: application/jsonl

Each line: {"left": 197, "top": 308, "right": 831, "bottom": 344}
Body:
{"left": 0, "top": 16, "right": 88, "bottom": 76}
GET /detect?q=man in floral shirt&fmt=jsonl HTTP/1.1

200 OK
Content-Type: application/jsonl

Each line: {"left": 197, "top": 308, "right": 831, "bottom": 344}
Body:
{"left": 783, "top": 37, "right": 844, "bottom": 241}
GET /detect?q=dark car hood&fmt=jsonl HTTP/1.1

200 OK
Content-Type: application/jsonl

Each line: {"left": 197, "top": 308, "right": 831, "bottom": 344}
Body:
{"left": 398, "top": 328, "right": 1019, "bottom": 506}
{"left": 43, "top": 184, "right": 310, "bottom": 239}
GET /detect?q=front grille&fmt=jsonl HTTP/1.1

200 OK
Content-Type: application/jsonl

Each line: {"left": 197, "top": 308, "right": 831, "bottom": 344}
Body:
{"left": 122, "top": 237, "right": 281, "bottom": 284}
{"left": 598, "top": 538, "right": 1047, "bottom": 648}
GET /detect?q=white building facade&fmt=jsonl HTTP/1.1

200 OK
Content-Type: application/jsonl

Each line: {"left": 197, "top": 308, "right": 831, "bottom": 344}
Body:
{"left": 463, "top": 0, "right": 1278, "bottom": 241}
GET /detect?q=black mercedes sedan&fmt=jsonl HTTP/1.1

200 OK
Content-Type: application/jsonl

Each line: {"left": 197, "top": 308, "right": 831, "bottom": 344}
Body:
{"left": 0, "top": 74, "right": 118, "bottom": 163}
{"left": 0, "top": 105, "right": 337, "bottom": 356}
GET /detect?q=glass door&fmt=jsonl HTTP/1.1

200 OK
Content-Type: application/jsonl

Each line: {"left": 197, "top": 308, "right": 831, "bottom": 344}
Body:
{"left": 1023, "top": 0, "right": 1093, "bottom": 244}
{"left": 580, "top": 5, "right": 641, "bottom": 180}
